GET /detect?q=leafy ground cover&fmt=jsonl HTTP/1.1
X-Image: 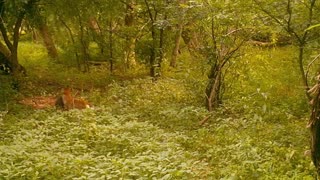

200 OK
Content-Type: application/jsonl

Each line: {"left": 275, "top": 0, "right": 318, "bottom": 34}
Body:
{"left": 0, "top": 43, "right": 316, "bottom": 179}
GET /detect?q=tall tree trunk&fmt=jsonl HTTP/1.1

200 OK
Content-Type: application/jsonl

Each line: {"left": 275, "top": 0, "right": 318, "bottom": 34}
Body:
{"left": 206, "top": 64, "right": 222, "bottom": 111}
{"left": 125, "top": 38, "right": 136, "bottom": 68}
{"left": 80, "top": 37, "right": 90, "bottom": 72}
{"left": 78, "top": 15, "right": 89, "bottom": 72}
{"left": 11, "top": 14, "right": 24, "bottom": 75}
{"left": 144, "top": 0, "right": 158, "bottom": 77}
{"left": 181, "top": 22, "right": 199, "bottom": 56}
{"left": 88, "top": 17, "right": 104, "bottom": 54}
{"left": 297, "top": 43, "right": 311, "bottom": 100}
{"left": 150, "top": 26, "right": 157, "bottom": 77}
{"left": 159, "top": 6, "right": 167, "bottom": 69}
{"left": 0, "top": 36, "right": 12, "bottom": 73}
{"left": 124, "top": 0, "right": 137, "bottom": 68}
{"left": 0, "top": 41, "right": 11, "bottom": 58}
{"left": 0, "top": 0, "right": 32, "bottom": 75}
{"left": 30, "top": 1, "right": 58, "bottom": 60}
{"left": 170, "top": 23, "right": 183, "bottom": 67}
{"left": 109, "top": 19, "right": 114, "bottom": 73}
{"left": 308, "top": 75, "right": 320, "bottom": 175}
{"left": 59, "top": 18, "right": 80, "bottom": 69}
{"left": 38, "top": 23, "right": 58, "bottom": 59}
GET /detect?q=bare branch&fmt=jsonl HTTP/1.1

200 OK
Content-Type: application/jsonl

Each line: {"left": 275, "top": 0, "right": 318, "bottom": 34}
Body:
{"left": 306, "top": 53, "right": 320, "bottom": 82}
{"left": 199, "top": 114, "right": 213, "bottom": 126}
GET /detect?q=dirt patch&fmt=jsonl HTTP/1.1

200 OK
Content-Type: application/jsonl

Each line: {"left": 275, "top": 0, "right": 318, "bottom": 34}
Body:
{"left": 19, "top": 96, "right": 57, "bottom": 109}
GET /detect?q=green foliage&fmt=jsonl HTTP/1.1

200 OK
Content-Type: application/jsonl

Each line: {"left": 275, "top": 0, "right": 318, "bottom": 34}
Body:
{"left": 0, "top": 108, "right": 208, "bottom": 179}
{"left": 0, "top": 69, "right": 315, "bottom": 178}
{"left": 0, "top": 46, "right": 316, "bottom": 178}
{"left": 0, "top": 75, "right": 19, "bottom": 111}
{"left": 0, "top": 1, "right": 318, "bottom": 178}
{"left": 16, "top": 42, "right": 114, "bottom": 94}
{"left": 187, "top": 113, "right": 314, "bottom": 179}
{"left": 227, "top": 46, "right": 308, "bottom": 118}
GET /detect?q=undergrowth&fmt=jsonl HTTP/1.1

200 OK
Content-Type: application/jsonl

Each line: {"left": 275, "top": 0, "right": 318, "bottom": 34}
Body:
{"left": 0, "top": 42, "right": 316, "bottom": 179}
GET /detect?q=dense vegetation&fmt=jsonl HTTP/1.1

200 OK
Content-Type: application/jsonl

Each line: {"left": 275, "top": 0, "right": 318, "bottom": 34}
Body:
{"left": 0, "top": 0, "right": 320, "bottom": 179}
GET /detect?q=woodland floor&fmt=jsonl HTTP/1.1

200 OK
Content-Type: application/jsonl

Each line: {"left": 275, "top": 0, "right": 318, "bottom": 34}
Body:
{"left": 0, "top": 43, "right": 316, "bottom": 179}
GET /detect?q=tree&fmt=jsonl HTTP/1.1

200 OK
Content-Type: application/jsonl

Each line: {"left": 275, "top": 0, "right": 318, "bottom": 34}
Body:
{"left": 169, "top": 0, "right": 187, "bottom": 68}
{"left": 306, "top": 23, "right": 320, "bottom": 178}
{"left": 0, "top": 0, "right": 38, "bottom": 75}
{"left": 143, "top": 0, "right": 169, "bottom": 77}
{"left": 46, "top": 0, "right": 126, "bottom": 72}
{"left": 198, "top": 0, "right": 249, "bottom": 111}
{"left": 254, "top": 0, "right": 320, "bottom": 175}
{"left": 123, "top": 0, "right": 137, "bottom": 68}
{"left": 25, "top": 2, "right": 59, "bottom": 60}
{"left": 35, "top": 16, "right": 58, "bottom": 60}
{"left": 169, "top": 0, "right": 201, "bottom": 67}
{"left": 254, "top": 0, "right": 320, "bottom": 100}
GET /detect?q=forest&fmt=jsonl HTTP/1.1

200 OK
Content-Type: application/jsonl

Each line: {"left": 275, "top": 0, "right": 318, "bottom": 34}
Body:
{"left": 1, "top": 0, "right": 320, "bottom": 179}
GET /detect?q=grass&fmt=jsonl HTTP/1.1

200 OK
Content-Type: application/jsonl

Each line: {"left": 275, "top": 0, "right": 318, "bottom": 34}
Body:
{"left": 0, "top": 42, "right": 316, "bottom": 179}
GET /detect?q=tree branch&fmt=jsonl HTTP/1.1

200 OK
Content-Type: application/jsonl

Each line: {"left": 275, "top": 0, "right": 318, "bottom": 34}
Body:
{"left": 0, "top": 18, "right": 13, "bottom": 51}
{"left": 144, "top": 0, "right": 154, "bottom": 23}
